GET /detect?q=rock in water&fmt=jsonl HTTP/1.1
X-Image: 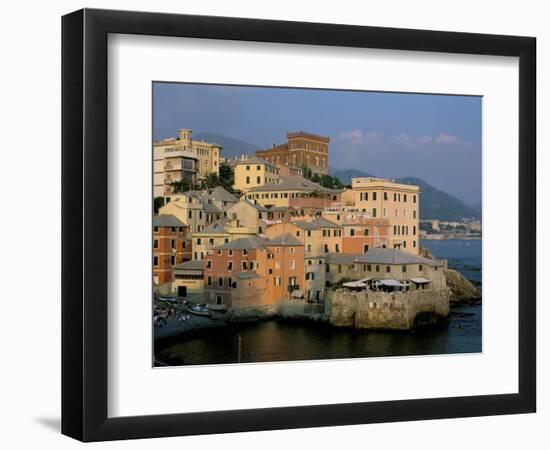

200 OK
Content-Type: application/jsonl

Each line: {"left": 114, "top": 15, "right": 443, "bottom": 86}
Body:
{"left": 443, "top": 269, "right": 481, "bottom": 302}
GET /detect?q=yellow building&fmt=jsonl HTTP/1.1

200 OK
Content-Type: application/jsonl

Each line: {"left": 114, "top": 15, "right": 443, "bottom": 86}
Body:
{"left": 350, "top": 177, "right": 420, "bottom": 254}
{"left": 243, "top": 175, "right": 341, "bottom": 210}
{"left": 153, "top": 128, "right": 221, "bottom": 195}
{"left": 233, "top": 156, "right": 280, "bottom": 193}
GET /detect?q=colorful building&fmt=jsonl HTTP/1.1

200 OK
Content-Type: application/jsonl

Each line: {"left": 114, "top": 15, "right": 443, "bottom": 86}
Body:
{"left": 256, "top": 131, "right": 330, "bottom": 176}
{"left": 243, "top": 175, "right": 341, "bottom": 211}
{"left": 153, "top": 128, "right": 222, "bottom": 193}
{"left": 232, "top": 156, "right": 280, "bottom": 193}
{"left": 349, "top": 177, "right": 420, "bottom": 254}
{"left": 153, "top": 214, "right": 191, "bottom": 288}
{"left": 203, "top": 234, "right": 305, "bottom": 310}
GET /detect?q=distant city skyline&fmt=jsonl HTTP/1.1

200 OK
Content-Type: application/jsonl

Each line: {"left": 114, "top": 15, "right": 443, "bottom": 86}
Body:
{"left": 153, "top": 83, "right": 482, "bottom": 205}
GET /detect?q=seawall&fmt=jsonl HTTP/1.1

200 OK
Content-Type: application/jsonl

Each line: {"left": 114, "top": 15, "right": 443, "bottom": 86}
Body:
{"left": 327, "top": 288, "right": 451, "bottom": 330}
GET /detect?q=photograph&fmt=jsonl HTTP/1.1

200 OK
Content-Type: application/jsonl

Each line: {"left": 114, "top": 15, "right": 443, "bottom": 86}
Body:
{"left": 152, "top": 83, "right": 483, "bottom": 366}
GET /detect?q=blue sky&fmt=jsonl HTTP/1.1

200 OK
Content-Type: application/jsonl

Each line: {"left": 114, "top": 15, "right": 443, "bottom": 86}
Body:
{"left": 153, "top": 83, "right": 482, "bottom": 205}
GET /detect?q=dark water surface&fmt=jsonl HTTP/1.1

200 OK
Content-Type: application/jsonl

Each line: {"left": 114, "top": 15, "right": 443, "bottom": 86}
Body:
{"left": 155, "top": 240, "right": 482, "bottom": 366}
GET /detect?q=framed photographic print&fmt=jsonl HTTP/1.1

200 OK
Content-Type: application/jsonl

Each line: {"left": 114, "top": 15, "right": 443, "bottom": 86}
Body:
{"left": 61, "top": 8, "right": 536, "bottom": 442}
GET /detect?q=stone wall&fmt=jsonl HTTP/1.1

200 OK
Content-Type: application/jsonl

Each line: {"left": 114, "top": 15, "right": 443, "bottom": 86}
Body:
{"left": 327, "top": 288, "right": 450, "bottom": 330}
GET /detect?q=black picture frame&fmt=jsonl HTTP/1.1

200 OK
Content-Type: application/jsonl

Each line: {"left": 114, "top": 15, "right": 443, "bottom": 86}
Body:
{"left": 62, "top": 8, "right": 536, "bottom": 442}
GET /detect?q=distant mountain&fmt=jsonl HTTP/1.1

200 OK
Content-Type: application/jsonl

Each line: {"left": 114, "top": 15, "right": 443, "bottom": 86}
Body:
{"left": 395, "top": 177, "right": 480, "bottom": 221}
{"left": 329, "top": 167, "right": 373, "bottom": 183}
{"left": 194, "top": 133, "right": 260, "bottom": 158}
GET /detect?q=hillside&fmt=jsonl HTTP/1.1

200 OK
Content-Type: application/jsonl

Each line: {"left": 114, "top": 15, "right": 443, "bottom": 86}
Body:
{"left": 194, "top": 132, "right": 259, "bottom": 158}
{"left": 395, "top": 177, "right": 480, "bottom": 221}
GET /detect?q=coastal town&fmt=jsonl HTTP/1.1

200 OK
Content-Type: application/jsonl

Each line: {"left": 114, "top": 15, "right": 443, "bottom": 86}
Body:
{"left": 153, "top": 128, "right": 479, "bottom": 339}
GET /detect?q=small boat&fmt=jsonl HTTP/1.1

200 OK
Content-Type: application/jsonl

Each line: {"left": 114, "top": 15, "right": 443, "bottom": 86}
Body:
{"left": 186, "top": 304, "right": 211, "bottom": 317}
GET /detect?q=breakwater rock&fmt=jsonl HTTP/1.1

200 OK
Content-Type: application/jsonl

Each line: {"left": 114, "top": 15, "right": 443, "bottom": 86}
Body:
{"left": 443, "top": 269, "right": 481, "bottom": 302}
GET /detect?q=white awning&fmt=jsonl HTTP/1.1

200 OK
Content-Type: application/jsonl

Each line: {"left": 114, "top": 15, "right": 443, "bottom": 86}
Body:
{"left": 343, "top": 281, "right": 367, "bottom": 288}
{"left": 291, "top": 290, "right": 304, "bottom": 298}
{"left": 410, "top": 277, "right": 431, "bottom": 284}
{"left": 379, "top": 279, "right": 404, "bottom": 287}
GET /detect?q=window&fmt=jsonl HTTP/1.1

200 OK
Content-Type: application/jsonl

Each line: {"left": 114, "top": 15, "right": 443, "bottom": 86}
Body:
{"left": 153, "top": 226, "right": 159, "bottom": 232}
{"left": 256, "top": 176, "right": 261, "bottom": 184}
{"left": 199, "top": 211, "right": 203, "bottom": 219}
{"left": 256, "top": 165, "right": 261, "bottom": 170}
{"left": 335, "top": 244, "right": 340, "bottom": 253}
{"left": 243, "top": 249, "right": 248, "bottom": 256}
{"left": 350, "top": 229, "right": 355, "bottom": 237}
{"left": 218, "top": 277, "right": 223, "bottom": 287}
{"left": 413, "top": 240, "right": 417, "bottom": 248}
{"left": 228, "top": 250, "right": 233, "bottom": 256}
{"left": 207, "top": 276, "right": 212, "bottom": 287}
{"left": 375, "top": 265, "right": 380, "bottom": 272}
{"left": 306, "top": 244, "right": 311, "bottom": 252}
{"left": 386, "top": 265, "right": 391, "bottom": 273}
{"left": 403, "top": 240, "right": 407, "bottom": 248}
{"left": 402, "top": 265, "right": 407, "bottom": 273}
{"left": 196, "top": 238, "right": 202, "bottom": 245}
{"left": 372, "top": 208, "right": 377, "bottom": 218}
{"left": 216, "top": 295, "right": 223, "bottom": 305}
{"left": 404, "top": 194, "right": 407, "bottom": 202}
{"left": 171, "top": 227, "right": 177, "bottom": 232}
{"left": 227, "top": 261, "right": 233, "bottom": 271}
{"left": 367, "top": 264, "right": 372, "bottom": 271}
{"left": 153, "top": 256, "right": 159, "bottom": 266}
{"left": 206, "top": 260, "right": 212, "bottom": 269}
{"left": 275, "top": 276, "right": 281, "bottom": 286}
{"left": 413, "top": 195, "right": 417, "bottom": 203}
{"left": 290, "top": 260, "right": 295, "bottom": 269}
{"left": 373, "top": 192, "right": 377, "bottom": 201}
{"left": 296, "top": 230, "right": 300, "bottom": 237}
{"left": 209, "top": 238, "right": 214, "bottom": 246}
{"left": 384, "top": 192, "right": 388, "bottom": 200}
{"left": 419, "top": 264, "right": 423, "bottom": 272}
{"left": 290, "top": 247, "right": 295, "bottom": 254}
{"left": 188, "top": 211, "right": 192, "bottom": 219}
{"left": 363, "top": 244, "right": 369, "bottom": 253}
{"left": 246, "top": 165, "right": 250, "bottom": 170}
{"left": 153, "top": 239, "right": 159, "bottom": 249}
{"left": 246, "top": 176, "right": 250, "bottom": 184}
{"left": 324, "top": 244, "right": 329, "bottom": 253}
{"left": 242, "top": 261, "right": 247, "bottom": 271}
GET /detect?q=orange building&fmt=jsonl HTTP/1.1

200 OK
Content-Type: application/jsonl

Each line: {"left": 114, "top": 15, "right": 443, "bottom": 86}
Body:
{"left": 153, "top": 214, "right": 192, "bottom": 286}
{"left": 203, "top": 234, "right": 305, "bottom": 310}
{"left": 256, "top": 131, "right": 330, "bottom": 176}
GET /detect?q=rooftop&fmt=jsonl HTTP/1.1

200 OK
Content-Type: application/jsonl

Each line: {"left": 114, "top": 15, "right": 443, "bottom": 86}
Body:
{"left": 266, "top": 233, "right": 303, "bottom": 247}
{"left": 326, "top": 248, "right": 445, "bottom": 267}
{"left": 173, "top": 260, "right": 204, "bottom": 271}
{"left": 292, "top": 217, "right": 340, "bottom": 230}
{"left": 153, "top": 214, "right": 187, "bottom": 228}
{"left": 246, "top": 175, "right": 340, "bottom": 194}
{"left": 213, "top": 236, "right": 268, "bottom": 251}
{"left": 207, "top": 186, "right": 239, "bottom": 203}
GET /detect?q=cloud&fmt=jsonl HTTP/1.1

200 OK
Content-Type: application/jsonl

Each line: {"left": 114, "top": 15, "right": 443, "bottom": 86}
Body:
{"left": 435, "top": 133, "right": 459, "bottom": 144}
{"left": 339, "top": 129, "right": 382, "bottom": 145}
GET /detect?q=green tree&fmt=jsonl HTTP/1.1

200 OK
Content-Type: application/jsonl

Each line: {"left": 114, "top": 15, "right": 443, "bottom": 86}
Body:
{"left": 332, "top": 175, "right": 344, "bottom": 189}
{"left": 201, "top": 172, "right": 221, "bottom": 190}
{"left": 300, "top": 164, "right": 312, "bottom": 180}
{"left": 153, "top": 196, "right": 165, "bottom": 214}
{"left": 311, "top": 173, "right": 321, "bottom": 183}
{"left": 219, "top": 162, "right": 235, "bottom": 191}
{"left": 168, "top": 178, "right": 190, "bottom": 194}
